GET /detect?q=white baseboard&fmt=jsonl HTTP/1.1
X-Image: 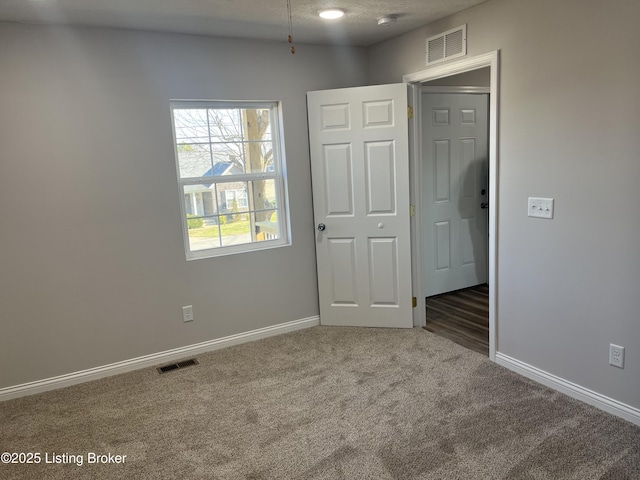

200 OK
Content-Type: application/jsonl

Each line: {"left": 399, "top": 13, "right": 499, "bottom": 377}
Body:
{"left": 0, "top": 316, "right": 320, "bottom": 402}
{"left": 495, "top": 352, "right": 640, "bottom": 426}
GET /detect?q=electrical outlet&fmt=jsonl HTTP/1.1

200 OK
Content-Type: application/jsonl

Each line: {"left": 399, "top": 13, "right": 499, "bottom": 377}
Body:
{"left": 182, "top": 305, "right": 194, "bottom": 323}
{"left": 528, "top": 197, "right": 554, "bottom": 219}
{"left": 609, "top": 344, "right": 624, "bottom": 369}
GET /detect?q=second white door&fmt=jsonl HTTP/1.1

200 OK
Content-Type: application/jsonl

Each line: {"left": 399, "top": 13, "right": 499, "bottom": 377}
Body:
{"left": 423, "top": 93, "right": 489, "bottom": 297}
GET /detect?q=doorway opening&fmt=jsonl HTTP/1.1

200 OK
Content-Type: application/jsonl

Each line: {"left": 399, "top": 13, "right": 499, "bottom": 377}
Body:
{"left": 421, "top": 80, "right": 490, "bottom": 355}
{"left": 404, "top": 51, "right": 499, "bottom": 360}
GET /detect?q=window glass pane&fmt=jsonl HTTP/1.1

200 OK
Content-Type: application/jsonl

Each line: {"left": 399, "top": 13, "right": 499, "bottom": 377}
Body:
{"left": 220, "top": 216, "right": 251, "bottom": 247}
{"left": 245, "top": 141, "right": 274, "bottom": 174}
{"left": 242, "top": 108, "right": 272, "bottom": 174}
{"left": 177, "top": 143, "right": 212, "bottom": 179}
{"left": 207, "top": 108, "right": 273, "bottom": 175}
{"left": 220, "top": 183, "right": 249, "bottom": 214}
{"left": 208, "top": 109, "right": 243, "bottom": 143}
{"left": 175, "top": 108, "right": 275, "bottom": 177}
{"left": 184, "top": 186, "right": 218, "bottom": 216}
{"left": 239, "top": 108, "right": 273, "bottom": 142}
{"left": 250, "top": 179, "right": 277, "bottom": 216}
{"left": 201, "top": 191, "right": 217, "bottom": 216}
{"left": 173, "top": 109, "right": 210, "bottom": 144}
{"left": 186, "top": 215, "right": 221, "bottom": 251}
{"left": 254, "top": 210, "right": 279, "bottom": 242}
{"left": 211, "top": 143, "right": 245, "bottom": 175}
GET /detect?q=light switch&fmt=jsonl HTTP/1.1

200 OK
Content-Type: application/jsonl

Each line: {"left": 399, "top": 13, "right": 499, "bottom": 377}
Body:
{"left": 528, "top": 197, "right": 554, "bottom": 219}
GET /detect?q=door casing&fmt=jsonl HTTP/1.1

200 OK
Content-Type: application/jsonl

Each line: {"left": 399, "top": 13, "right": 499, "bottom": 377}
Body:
{"left": 403, "top": 51, "right": 500, "bottom": 361}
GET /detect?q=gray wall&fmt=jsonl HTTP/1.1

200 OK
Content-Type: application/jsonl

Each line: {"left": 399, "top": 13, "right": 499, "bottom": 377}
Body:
{"left": 424, "top": 67, "right": 490, "bottom": 87}
{"left": 0, "top": 23, "right": 368, "bottom": 388}
{"left": 370, "top": 0, "right": 640, "bottom": 409}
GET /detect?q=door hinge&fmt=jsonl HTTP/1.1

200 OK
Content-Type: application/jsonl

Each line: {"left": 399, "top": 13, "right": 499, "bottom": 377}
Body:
{"left": 412, "top": 297, "right": 417, "bottom": 308}
{"left": 410, "top": 204, "right": 415, "bottom": 217}
{"left": 408, "top": 106, "right": 414, "bottom": 120}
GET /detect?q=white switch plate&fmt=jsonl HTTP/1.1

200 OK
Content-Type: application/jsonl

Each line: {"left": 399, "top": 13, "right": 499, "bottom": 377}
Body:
{"left": 528, "top": 197, "right": 554, "bottom": 219}
{"left": 609, "top": 344, "right": 624, "bottom": 369}
{"left": 182, "top": 305, "right": 194, "bottom": 323}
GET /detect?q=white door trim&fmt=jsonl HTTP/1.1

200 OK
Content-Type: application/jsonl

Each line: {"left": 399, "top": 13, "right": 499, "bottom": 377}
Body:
{"left": 420, "top": 86, "right": 491, "bottom": 94}
{"left": 403, "top": 51, "right": 500, "bottom": 361}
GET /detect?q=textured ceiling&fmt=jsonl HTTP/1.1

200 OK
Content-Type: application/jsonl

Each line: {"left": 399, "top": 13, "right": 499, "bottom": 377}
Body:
{"left": 0, "top": 0, "right": 488, "bottom": 46}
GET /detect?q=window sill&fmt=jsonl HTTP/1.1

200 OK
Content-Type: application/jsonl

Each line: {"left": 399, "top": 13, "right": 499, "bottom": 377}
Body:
{"left": 185, "top": 238, "right": 292, "bottom": 261}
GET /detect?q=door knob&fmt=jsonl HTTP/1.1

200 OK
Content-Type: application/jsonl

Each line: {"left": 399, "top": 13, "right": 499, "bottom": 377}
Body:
{"left": 481, "top": 202, "right": 489, "bottom": 209}
{"left": 317, "top": 223, "right": 326, "bottom": 231}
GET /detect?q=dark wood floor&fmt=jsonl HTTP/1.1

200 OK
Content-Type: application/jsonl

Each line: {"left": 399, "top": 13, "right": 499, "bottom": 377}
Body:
{"left": 423, "top": 284, "right": 489, "bottom": 356}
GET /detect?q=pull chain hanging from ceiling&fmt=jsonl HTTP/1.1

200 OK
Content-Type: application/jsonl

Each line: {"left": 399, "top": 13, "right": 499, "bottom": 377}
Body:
{"left": 287, "top": 0, "right": 295, "bottom": 54}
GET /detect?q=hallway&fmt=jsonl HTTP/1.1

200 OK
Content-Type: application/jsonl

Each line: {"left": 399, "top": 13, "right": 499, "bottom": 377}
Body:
{"left": 423, "top": 284, "right": 489, "bottom": 356}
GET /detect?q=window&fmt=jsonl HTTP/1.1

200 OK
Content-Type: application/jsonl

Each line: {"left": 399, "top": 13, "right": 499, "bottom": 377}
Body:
{"left": 170, "top": 101, "right": 290, "bottom": 259}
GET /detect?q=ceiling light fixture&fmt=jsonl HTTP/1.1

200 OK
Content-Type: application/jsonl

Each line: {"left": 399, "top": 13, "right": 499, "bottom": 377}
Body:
{"left": 377, "top": 15, "right": 398, "bottom": 27}
{"left": 318, "top": 9, "right": 345, "bottom": 20}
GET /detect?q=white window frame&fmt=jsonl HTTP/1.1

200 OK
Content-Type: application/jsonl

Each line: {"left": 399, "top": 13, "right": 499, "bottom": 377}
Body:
{"left": 170, "top": 100, "right": 291, "bottom": 260}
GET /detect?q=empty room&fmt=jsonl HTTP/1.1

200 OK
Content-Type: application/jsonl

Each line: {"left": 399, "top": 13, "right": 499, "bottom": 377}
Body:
{"left": 1, "top": 0, "right": 639, "bottom": 478}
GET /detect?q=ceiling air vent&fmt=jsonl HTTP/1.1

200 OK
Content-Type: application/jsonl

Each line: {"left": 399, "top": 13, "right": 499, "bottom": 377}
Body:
{"left": 426, "top": 25, "right": 467, "bottom": 66}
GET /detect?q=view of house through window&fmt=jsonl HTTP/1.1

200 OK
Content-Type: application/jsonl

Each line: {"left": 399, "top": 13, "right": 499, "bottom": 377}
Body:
{"left": 170, "top": 101, "right": 289, "bottom": 259}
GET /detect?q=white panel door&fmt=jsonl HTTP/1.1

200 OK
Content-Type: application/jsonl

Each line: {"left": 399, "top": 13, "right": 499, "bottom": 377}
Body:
{"left": 423, "top": 93, "right": 488, "bottom": 296}
{"left": 307, "top": 84, "right": 412, "bottom": 328}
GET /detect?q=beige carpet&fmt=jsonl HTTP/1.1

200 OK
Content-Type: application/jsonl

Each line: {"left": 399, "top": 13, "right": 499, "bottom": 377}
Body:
{"left": 1, "top": 327, "right": 639, "bottom": 479}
